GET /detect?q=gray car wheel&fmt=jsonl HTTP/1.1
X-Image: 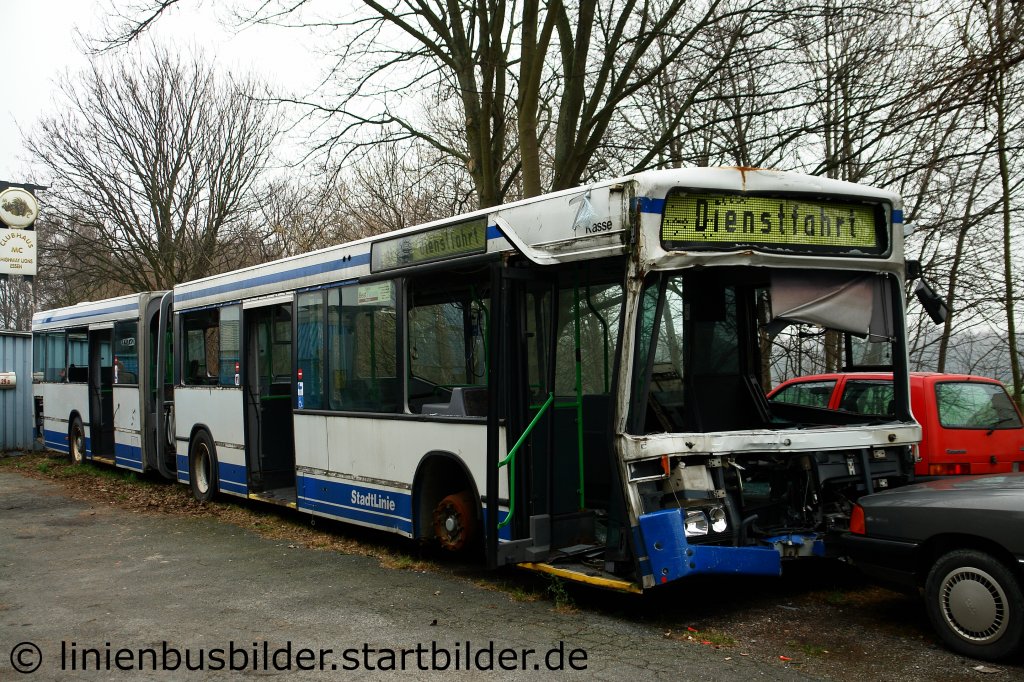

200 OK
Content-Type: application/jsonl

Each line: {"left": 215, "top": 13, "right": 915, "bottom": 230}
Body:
{"left": 925, "top": 549, "right": 1024, "bottom": 661}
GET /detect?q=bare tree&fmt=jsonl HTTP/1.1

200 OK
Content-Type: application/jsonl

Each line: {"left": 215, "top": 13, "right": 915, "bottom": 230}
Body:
{"left": 98, "top": 0, "right": 783, "bottom": 206}
{"left": 981, "top": 0, "right": 1024, "bottom": 404}
{"left": 92, "top": 0, "right": 1024, "bottom": 394}
{"left": 26, "top": 44, "right": 278, "bottom": 294}
{"left": 244, "top": 138, "right": 476, "bottom": 264}
{"left": 0, "top": 277, "right": 33, "bottom": 330}
{"left": 909, "top": 0, "right": 1019, "bottom": 399}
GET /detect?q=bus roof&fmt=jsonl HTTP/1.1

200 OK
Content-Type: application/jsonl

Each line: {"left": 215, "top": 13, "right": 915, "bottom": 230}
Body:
{"left": 32, "top": 292, "right": 165, "bottom": 331}
{"left": 161, "top": 168, "right": 904, "bottom": 311}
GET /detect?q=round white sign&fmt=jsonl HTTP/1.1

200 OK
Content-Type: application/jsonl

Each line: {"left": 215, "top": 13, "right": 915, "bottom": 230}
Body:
{"left": 0, "top": 187, "right": 40, "bottom": 228}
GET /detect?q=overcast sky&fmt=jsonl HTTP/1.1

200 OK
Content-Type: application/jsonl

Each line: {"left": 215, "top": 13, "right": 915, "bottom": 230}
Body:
{"left": 0, "top": 1, "right": 317, "bottom": 184}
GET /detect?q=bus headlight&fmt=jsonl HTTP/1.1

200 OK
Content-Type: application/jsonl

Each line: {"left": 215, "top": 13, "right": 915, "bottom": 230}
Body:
{"left": 709, "top": 506, "right": 728, "bottom": 533}
{"left": 684, "top": 510, "right": 709, "bottom": 536}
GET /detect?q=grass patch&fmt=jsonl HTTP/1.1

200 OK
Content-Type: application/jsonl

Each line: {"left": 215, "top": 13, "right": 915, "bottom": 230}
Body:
{"left": 379, "top": 551, "right": 434, "bottom": 572}
{"left": 472, "top": 578, "right": 545, "bottom": 603}
{"left": 671, "top": 627, "right": 736, "bottom": 647}
{"left": 823, "top": 590, "right": 853, "bottom": 607}
{"left": 788, "top": 639, "right": 829, "bottom": 656}
{"left": 547, "top": 577, "right": 577, "bottom": 612}
{"left": 508, "top": 585, "right": 544, "bottom": 602}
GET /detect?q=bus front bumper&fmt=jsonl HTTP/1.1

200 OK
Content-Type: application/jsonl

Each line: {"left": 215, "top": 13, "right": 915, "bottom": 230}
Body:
{"left": 638, "top": 508, "right": 797, "bottom": 585}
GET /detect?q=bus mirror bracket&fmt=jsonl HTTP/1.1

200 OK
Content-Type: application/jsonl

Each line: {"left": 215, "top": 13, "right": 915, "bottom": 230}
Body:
{"left": 914, "top": 279, "right": 948, "bottom": 325}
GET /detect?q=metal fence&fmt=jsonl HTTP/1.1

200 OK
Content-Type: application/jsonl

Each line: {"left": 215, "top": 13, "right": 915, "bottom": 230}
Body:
{"left": 0, "top": 331, "right": 35, "bottom": 451}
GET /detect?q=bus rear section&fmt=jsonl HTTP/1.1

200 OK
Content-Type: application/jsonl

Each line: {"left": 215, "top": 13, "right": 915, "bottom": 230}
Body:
{"left": 32, "top": 293, "right": 176, "bottom": 478}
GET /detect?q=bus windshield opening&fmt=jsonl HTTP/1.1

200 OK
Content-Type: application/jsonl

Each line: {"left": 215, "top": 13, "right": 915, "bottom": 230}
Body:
{"left": 629, "top": 267, "right": 904, "bottom": 434}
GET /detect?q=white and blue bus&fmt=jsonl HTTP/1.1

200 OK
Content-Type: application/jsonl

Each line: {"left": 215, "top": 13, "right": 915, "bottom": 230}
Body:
{"left": 32, "top": 291, "right": 175, "bottom": 476}
{"left": 35, "top": 168, "right": 920, "bottom": 592}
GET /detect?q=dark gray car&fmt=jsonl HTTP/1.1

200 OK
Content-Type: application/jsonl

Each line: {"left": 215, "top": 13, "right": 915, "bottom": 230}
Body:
{"left": 841, "top": 473, "right": 1024, "bottom": 661}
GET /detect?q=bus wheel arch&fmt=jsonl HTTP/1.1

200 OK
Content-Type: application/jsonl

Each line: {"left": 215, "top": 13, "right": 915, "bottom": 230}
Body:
{"left": 413, "top": 452, "right": 481, "bottom": 551}
{"left": 189, "top": 427, "right": 218, "bottom": 503}
{"left": 68, "top": 412, "right": 86, "bottom": 464}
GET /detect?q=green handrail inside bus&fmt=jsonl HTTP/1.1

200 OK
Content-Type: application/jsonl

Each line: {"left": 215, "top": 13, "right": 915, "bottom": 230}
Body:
{"left": 497, "top": 391, "right": 554, "bottom": 530}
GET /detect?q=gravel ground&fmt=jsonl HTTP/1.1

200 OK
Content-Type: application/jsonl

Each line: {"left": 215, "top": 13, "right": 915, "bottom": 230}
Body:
{"left": 2, "top": 451, "right": 1022, "bottom": 681}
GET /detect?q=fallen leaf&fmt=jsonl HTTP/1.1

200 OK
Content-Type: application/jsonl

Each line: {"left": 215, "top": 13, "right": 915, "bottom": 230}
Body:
{"left": 973, "top": 665, "right": 1000, "bottom": 674}
{"left": 779, "top": 656, "right": 792, "bottom": 662}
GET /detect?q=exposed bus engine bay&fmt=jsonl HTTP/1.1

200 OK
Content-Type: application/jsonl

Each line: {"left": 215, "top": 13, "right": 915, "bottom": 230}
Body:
{"left": 627, "top": 443, "right": 915, "bottom": 555}
{"left": 625, "top": 266, "right": 917, "bottom": 555}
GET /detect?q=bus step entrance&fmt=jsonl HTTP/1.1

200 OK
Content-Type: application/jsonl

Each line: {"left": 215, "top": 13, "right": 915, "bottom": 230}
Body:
{"left": 517, "top": 561, "right": 641, "bottom": 594}
{"left": 552, "top": 543, "right": 600, "bottom": 559}
{"left": 549, "top": 510, "right": 597, "bottom": 550}
{"left": 247, "top": 486, "right": 297, "bottom": 509}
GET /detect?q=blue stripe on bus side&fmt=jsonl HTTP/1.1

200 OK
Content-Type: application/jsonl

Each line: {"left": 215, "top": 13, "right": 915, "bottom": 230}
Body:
{"left": 177, "top": 227, "right": 506, "bottom": 306}
{"left": 114, "top": 442, "right": 144, "bottom": 472}
{"left": 218, "top": 460, "right": 248, "bottom": 495}
{"left": 297, "top": 475, "right": 413, "bottom": 534}
{"left": 892, "top": 209, "right": 903, "bottom": 224}
{"left": 45, "top": 429, "right": 144, "bottom": 475}
{"left": 174, "top": 452, "right": 246, "bottom": 493}
{"left": 43, "top": 429, "right": 69, "bottom": 453}
{"left": 33, "top": 302, "right": 139, "bottom": 326}
{"left": 176, "top": 454, "right": 190, "bottom": 483}
{"left": 175, "top": 253, "right": 372, "bottom": 304}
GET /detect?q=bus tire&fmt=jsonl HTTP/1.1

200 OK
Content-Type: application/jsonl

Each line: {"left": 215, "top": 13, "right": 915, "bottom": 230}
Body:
{"left": 433, "top": 490, "right": 478, "bottom": 552}
{"left": 189, "top": 431, "right": 218, "bottom": 503}
{"left": 68, "top": 416, "right": 85, "bottom": 464}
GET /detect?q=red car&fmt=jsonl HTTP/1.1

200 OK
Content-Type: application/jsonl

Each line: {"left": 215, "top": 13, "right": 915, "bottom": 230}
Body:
{"left": 769, "top": 373, "right": 1024, "bottom": 476}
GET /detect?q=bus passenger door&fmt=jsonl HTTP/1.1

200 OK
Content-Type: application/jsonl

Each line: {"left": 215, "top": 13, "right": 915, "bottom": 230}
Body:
{"left": 146, "top": 292, "right": 176, "bottom": 479}
{"left": 504, "top": 270, "right": 557, "bottom": 541}
{"left": 499, "top": 263, "right": 628, "bottom": 570}
{"left": 87, "top": 328, "right": 114, "bottom": 458}
{"left": 243, "top": 303, "right": 296, "bottom": 500}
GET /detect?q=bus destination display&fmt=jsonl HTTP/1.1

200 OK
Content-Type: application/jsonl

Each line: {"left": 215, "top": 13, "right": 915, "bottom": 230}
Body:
{"left": 661, "top": 191, "right": 886, "bottom": 256}
{"left": 371, "top": 219, "right": 487, "bottom": 272}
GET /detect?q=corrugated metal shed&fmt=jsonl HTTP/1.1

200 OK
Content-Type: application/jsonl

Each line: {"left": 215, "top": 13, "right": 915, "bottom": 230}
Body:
{"left": 1, "top": 331, "right": 35, "bottom": 451}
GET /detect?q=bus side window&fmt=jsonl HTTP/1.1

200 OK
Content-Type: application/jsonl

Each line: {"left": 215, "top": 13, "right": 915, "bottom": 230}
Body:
{"left": 182, "top": 309, "right": 221, "bottom": 386}
{"left": 44, "top": 332, "right": 67, "bottom": 383}
{"left": 406, "top": 275, "right": 490, "bottom": 416}
{"left": 67, "top": 330, "right": 89, "bottom": 383}
{"left": 327, "top": 282, "right": 400, "bottom": 413}
{"left": 218, "top": 306, "right": 240, "bottom": 387}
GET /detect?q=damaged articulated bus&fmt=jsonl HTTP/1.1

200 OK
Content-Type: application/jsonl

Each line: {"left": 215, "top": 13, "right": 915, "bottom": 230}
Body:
{"left": 32, "top": 167, "right": 921, "bottom": 594}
